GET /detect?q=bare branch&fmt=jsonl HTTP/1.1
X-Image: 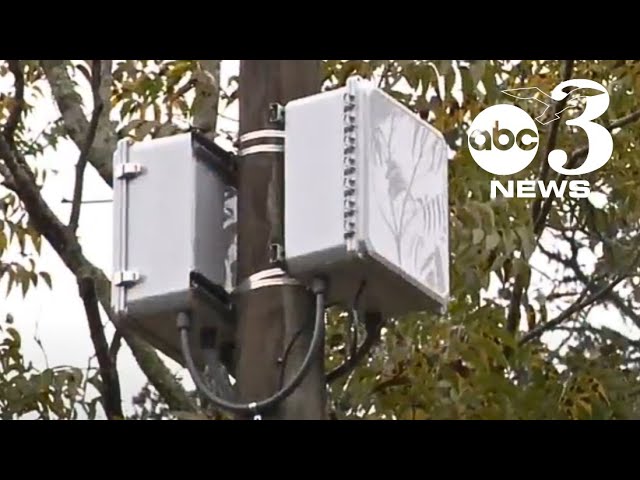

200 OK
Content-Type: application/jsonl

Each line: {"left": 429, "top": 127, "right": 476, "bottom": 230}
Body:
{"left": 506, "top": 278, "right": 525, "bottom": 334}
{"left": 5, "top": 60, "right": 25, "bottom": 146}
{"left": 540, "top": 236, "right": 640, "bottom": 329}
{"left": 69, "top": 61, "right": 103, "bottom": 233}
{"left": 40, "top": 60, "right": 116, "bottom": 187}
{"left": 520, "top": 235, "right": 640, "bottom": 347}
{"left": 171, "top": 78, "right": 197, "bottom": 101}
{"left": 192, "top": 61, "right": 221, "bottom": 141}
{"left": 608, "top": 108, "right": 640, "bottom": 130}
{"left": 78, "top": 275, "right": 123, "bottom": 419}
{"left": 370, "top": 374, "right": 411, "bottom": 395}
{"left": 109, "top": 331, "right": 122, "bottom": 365}
{"left": 506, "top": 60, "right": 575, "bottom": 336}
{"left": 509, "top": 62, "right": 574, "bottom": 336}
{"left": 0, "top": 163, "right": 16, "bottom": 190}
{"left": 508, "top": 63, "right": 640, "bottom": 336}
{"left": 378, "top": 61, "right": 393, "bottom": 89}
{"left": 531, "top": 60, "right": 574, "bottom": 225}
{"left": 519, "top": 274, "right": 628, "bottom": 346}
{"left": 534, "top": 106, "right": 640, "bottom": 236}
{"left": 327, "top": 312, "right": 385, "bottom": 383}
{"left": 40, "top": 61, "right": 88, "bottom": 141}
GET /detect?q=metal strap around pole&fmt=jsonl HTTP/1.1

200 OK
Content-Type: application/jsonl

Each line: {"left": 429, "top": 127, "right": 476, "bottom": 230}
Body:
{"left": 238, "top": 144, "right": 284, "bottom": 156}
{"left": 237, "top": 129, "right": 286, "bottom": 157}
{"left": 233, "top": 267, "right": 303, "bottom": 295}
{"left": 238, "top": 129, "right": 286, "bottom": 144}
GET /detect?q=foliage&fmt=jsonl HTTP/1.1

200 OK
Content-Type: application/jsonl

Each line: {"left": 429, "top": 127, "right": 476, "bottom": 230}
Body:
{"left": 323, "top": 60, "right": 640, "bottom": 419}
{"left": 1, "top": 60, "right": 640, "bottom": 419}
{"left": 0, "top": 317, "right": 87, "bottom": 419}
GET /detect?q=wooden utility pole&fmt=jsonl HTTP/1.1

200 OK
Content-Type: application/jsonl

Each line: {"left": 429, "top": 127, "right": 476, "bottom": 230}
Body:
{"left": 234, "top": 60, "right": 327, "bottom": 419}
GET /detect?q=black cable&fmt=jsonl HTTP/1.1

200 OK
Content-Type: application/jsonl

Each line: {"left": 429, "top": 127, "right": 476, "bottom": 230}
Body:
{"left": 178, "top": 277, "right": 327, "bottom": 416}
{"left": 278, "top": 326, "right": 306, "bottom": 389}
{"left": 348, "top": 309, "right": 359, "bottom": 361}
{"left": 348, "top": 280, "right": 366, "bottom": 362}
{"left": 280, "top": 280, "right": 364, "bottom": 389}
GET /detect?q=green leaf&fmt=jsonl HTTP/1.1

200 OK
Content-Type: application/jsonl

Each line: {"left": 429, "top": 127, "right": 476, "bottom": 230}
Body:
{"left": 482, "top": 62, "right": 498, "bottom": 104}
{"left": 512, "top": 257, "right": 531, "bottom": 286}
{"left": 119, "top": 119, "right": 144, "bottom": 138}
{"left": 470, "top": 61, "right": 486, "bottom": 86}
{"left": 6, "top": 271, "right": 15, "bottom": 296}
{"left": 459, "top": 68, "right": 476, "bottom": 101}
{"left": 490, "top": 254, "right": 506, "bottom": 274}
{"left": 472, "top": 228, "right": 484, "bottom": 245}
{"left": 575, "top": 397, "right": 593, "bottom": 417}
{"left": 485, "top": 232, "right": 501, "bottom": 251}
{"left": 474, "top": 202, "right": 496, "bottom": 228}
{"left": 20, "top": 276, "right": 29, "bottom": 298}
{"left": 154, "top": 123, "right": 179, "bottom": 139}
{"left": 16, "top": 228, "right": 26, "bottom": 252}
{"left": 402, "top": 63, "right": 420, "bottom": 91}
{"left": 501, "top": 229, "right": 517, "bottom": 256}
{"left": 40, "top": 369, "right": 54, "bottom": 391}
{"left": 7, "top": 327, "right": 21, "bottom": 348}
{"left": 515, "top": 226, "right": 535, "bottom": 260}
{"left": 39, "top": 272, "right": 52, "bottom": 289}
{"left": 134, "top": 121, "right": 159, "bottom": 141}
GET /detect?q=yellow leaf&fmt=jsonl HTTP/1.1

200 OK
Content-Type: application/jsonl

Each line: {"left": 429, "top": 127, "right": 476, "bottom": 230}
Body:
{"left": 413, "top": 409, "right": 430, "bottom": 420}
{"left": 595, "top": 382, "right": 610, "bottom": 406}
{"left": 576, "top": 398, "right": 593, "bottom": 417}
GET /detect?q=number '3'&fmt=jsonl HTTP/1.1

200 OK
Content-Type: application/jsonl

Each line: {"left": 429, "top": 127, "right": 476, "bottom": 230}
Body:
{"left": 547, "top": 79, "right": 613, "bottom": 176}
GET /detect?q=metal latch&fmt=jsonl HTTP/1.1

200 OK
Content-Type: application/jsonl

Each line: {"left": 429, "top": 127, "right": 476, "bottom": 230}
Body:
{"left": 113, "top": 270, "right": 141, "bottom": 287}
{"left": 269, "top": 103, "right": 285, "bottom": 124}
{"left": 115, "top": 163, "right": 144, "bottom": 180}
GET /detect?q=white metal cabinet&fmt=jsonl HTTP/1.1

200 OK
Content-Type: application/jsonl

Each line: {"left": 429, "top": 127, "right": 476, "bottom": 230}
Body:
{"left": 284, "top": 77, "right": 449, "bottom": 317}
{"left": 111, "top": 132, "right": 236, "bottom": 367}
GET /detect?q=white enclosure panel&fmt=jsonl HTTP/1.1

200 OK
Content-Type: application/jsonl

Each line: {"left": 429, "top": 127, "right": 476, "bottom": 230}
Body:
{"left": 363, "top": 89, "right": 450, "bottom": 301}
{"left": 112, "top": 133, "right": 232, "bottom": 313}
{"left": 124, "top": 135, "right": 193, "bottom": 305}
{"left": 283, "top": 77, "right": 450, "bottom": 316}
{"left": 111, "top": 133, "right": 235, "bottom": 367}
{"left": 284, "top": 89, "right": 347, "bottom": 270}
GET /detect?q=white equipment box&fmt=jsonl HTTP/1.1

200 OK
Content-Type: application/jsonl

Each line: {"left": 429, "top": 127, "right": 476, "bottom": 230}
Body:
{"left": 284, "top": 77, "right": 449, "bottom": 317}
{"left": 111, "top": 132, "right": 237, "bottom": 368}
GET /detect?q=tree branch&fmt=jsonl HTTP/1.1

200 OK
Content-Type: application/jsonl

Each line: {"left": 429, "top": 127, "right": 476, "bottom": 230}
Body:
{"left": 506, "top": 280, "right": 525, "bottom": 334}
{"left": 78, "top": 275, "right": 123, "bottom": 419}
{"left": 192, "top": 61, "right": 221, "bottom": 141}
{"left": 540, "top": 237, "right": 640, "bottom": 330}
{"left": 531, "top": 60, "right": 574, "bottom": 225}
{"left": 520, "top": 250, "right": 640, "bottom": 346}
{"left": 109, "top": 331, "right": 122, "bottom": 365}
{"left": 506, "top": 61, "right": 575, "bottom": 335}
{"left": 534, "top": 106, "right": 640, "bottom": 236}
{"left": 69, "top": 61, "right": 103, "bottom": 233}
{"left": 327, "top": 312, "right": 385, "bottom": 383}
{"left": 40, "top": 60, "right": 116, "bottom": 187}
{"left": 508, "top": 71, "right": 640, "bottom": 337}
{"left": 5, "top": 60, "right": 25, "bottom": 146}
{"left": 0, "top": 163, "right": 16, "bottom": 190}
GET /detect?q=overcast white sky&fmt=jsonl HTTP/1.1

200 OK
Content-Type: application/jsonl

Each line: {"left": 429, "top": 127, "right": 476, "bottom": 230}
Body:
{"left": 1, "top": 60, "right": 638, "bottom": 419}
